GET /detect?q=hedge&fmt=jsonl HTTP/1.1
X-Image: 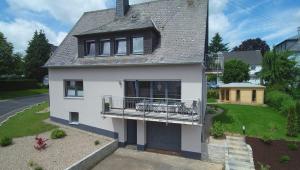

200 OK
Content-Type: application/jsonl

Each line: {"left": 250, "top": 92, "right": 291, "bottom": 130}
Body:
{"left": 208, "top": 89, "right": 219, "bottom": 99}
{"left": 0, "top": 80, "right": 39, "bottom": 91}
{"left": 265, "top": 90, "right": 296, "bottom": 114}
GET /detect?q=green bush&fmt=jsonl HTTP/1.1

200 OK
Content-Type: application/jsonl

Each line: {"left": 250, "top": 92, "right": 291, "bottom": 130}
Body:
{"left": 258, "top": 162, "right": 271, "bottom": 170}
{"left": 286, "top": 105, "right": 298, "bottom": 137}
{"left": 34, "top": 166, "right": 43, "bottom": 170}
{"left": 210, "top": 121, "right": 224, "bottom": 138}
{"left": 208, "top": 89, "right": 219, "bottom": 99}
{"left": 265, "top": 90, "right": 295, "bottom": 114}
{"left": 94, "top": 140, "right": 100, "bottom": 145}
{"left": 261, "top": 135, "right": 272, "bottom": 145}
{"left": 207, "top": 107, "right": 216, "bottom": 114}
{"left": 50, "top": 129, "right": 66, "bottom": 139}
{"left": 0, "top": 79, "right": 39, "bottom": 91}
{"left": 287, "top": 143, "right": 298, "bottom": 151}
{"left": 296, "top": 101, "right": 300, "bottom": 132}
{"left": 0, "top": 136, "right": 13, "bottom": 147}
{"left": 279, "top": 155, "right": 290, "bottom": 163}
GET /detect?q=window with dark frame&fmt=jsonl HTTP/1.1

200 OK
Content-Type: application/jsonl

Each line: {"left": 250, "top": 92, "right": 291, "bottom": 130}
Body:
{"left": 252, "top": 90, "right": 256, "bottom": 102}
{"left": 85, "top": 40, "right": 95, "bottom": 56}
{"left": 65, "top": 80, "right": 83, "bottom": 97}
{"left": 100, "top": 39, "right": 111, "bottom": 56}
{"left": 115, "top": 38, "right": 127, "bottom": 55}
{"left": 132, "top": 37, "right": 144, "bottom": 54}
{"left": 236, "top": 90, "right": 240, "bottom": 101}
{"left": 69, "top": 112, "right": 79, "bottom": 124}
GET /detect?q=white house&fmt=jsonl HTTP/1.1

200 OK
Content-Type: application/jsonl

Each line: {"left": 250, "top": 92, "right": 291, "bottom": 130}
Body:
{"left": 45, "top": 0, "right": 208, "bottom": 159}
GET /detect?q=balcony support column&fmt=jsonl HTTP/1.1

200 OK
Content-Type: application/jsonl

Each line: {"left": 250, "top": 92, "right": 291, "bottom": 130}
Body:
{"left": 137, "top": 120, "right": 147, "bottom": 151}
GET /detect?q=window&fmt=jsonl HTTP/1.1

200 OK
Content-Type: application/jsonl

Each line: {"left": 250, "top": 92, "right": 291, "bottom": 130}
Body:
{"left": 69, "top": 112, "right": 79, "bottom": 124}
{"left": 85, "top": 40, "right": 95, "bottom": 56}
{"left": 252, "top": 90, "right": 256, "bottom": 102}
{"left": 226, "top": 89, "right": 229, "bottom": 101}
{"left": 132, "top": 37, "right": 144, "bottom": 54}
{"left": 236, "top": 90, "right": 240, "bottom": 102}
{"left": 115, "top": 38, "right": 127, "bottom": 55}
{"left": 100, "top": 40, "right": 111, "bottom": 56}
{"left": 65, "top": 80, "right": 83, "bottom": 97}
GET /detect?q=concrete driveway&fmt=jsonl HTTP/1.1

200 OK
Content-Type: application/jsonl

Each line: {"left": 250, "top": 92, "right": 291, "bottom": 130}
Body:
{"left": 0, "top": 94, "right": 48, "bottom": 122}
{"left": 92, "top": 148, "right": 223, "bottom": 170}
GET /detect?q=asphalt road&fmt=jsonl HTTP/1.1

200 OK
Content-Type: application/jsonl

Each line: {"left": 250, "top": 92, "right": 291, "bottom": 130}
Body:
{"left": 0, "top": 94, "right": 49, "bottom": 123}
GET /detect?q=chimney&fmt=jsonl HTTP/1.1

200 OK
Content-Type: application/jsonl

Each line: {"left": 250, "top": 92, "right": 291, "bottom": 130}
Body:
{"left": 116, "top": 0, "right": 129, "bottom": 17}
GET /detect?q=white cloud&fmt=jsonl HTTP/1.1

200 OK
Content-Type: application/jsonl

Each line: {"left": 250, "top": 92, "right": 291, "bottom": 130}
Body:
{"left": 6, "top": 0, "right": 108, "bottom": 24}
{"left": 0, "top": 19, "right": 67, "bottom": 53}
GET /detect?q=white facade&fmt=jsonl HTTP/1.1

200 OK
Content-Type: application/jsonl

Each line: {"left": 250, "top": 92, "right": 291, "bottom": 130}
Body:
{"left": 248, "top": 65, "right": 262, "bottom": 85}
{"left": 49, "top": 64, "right": 206, "bottom": 157}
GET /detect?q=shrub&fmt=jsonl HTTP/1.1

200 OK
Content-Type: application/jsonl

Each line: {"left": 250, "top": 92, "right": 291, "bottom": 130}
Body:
{"left": 279, "top": 155, "right": 290, "bottom": 163}
{"left": 261, "top": 135, "right": 272, "bottom": 145}
{"left": 286, "top": 105, "right": 298, "bottom": 137}
{"left": 210, "top": 121, "right": 224, "bottom": 138}
{"left": 94, "top": 140, "right": 100, "bottom": 145}
{"left": 208, "top": 89, "right": 219, "bottom": 99}
{"left": 34, "top": 166, "right": 43, "bottom": 170}
{"left": 0, "top": 136, "right": 13, "bottom": 147}
{"left": 50, "top": 129, "right": 66, "bottom": 139}
{"left": 296, "top": 101, "right": 300, "bottom": 132}
{"left": 0, "top": 79, "right": 39, "bottom": 91}
{"left": 287, "top": 143, "right": 298, "bottom": 151}
{"left": 258, "top": 162, "right": 271, "bottom": 170}
{"left": 265, "top": 90, "right": 295, "bottom": 114}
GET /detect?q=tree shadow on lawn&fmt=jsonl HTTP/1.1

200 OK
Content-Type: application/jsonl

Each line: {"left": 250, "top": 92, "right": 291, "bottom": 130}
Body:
{"left": 212, "top": 107, "right": 234, "bottom": 124}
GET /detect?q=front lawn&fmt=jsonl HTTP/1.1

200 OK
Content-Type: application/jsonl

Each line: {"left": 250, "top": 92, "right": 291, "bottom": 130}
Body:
{"left": 213, "top": 104, "right": 300, "bottom": 141}
{"left": 0, "top": 88, "right": 48, "bottom": 100}
{"left": 207, "top": 98, "right": 217, "bottom": 103}
{"left": 0, "top": 102, "right": 57, "bottom": 138}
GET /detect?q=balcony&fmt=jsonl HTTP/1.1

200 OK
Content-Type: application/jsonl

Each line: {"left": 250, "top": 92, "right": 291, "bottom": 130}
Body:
{"left": 204, "top": 53, "right": 224, "bottom": 74}
{"left": 101, "top": 96, "right": 203, "bottom": 125}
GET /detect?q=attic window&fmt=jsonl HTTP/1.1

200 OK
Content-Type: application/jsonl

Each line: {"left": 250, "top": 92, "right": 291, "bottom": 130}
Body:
{"left": 85, "top": 40, "right": 95, "bottom": 56}
{"left": 100, "top": 39, "right": 111, "bottom": 56}
{"left": 116, "top": 38, "right": 127, "bottom": 55}
{"left": 132, "top": 37, "right": 144, "bottom": 54}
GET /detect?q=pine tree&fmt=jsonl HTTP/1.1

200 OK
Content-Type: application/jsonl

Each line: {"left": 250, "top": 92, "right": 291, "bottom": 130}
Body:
{"left": 25, "top": 30, "right": 51, "bottom": 81}
{"left": 0, "top": 32, "right": 15, "bottom": 76}
{"left": 287, "top": 105, "right": 297, "bottom": 137}
{"left": 208, "top": 33, "right": 229, "bottom": 53}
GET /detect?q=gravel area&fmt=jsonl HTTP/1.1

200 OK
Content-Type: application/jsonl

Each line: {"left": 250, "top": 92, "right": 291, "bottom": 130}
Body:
{"left": 0, "top": 120, "right": 111, "bottom": 170}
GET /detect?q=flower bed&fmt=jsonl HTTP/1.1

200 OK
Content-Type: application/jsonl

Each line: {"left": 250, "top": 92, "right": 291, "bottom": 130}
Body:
{"left": 246, "top": 137, "right": 300, "bottom": 170}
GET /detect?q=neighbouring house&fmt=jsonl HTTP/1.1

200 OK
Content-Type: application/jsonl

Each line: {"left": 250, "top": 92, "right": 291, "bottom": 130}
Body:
{"left": 274, "top": 27, "right": 300, "bottom": 66}
{"left": 219, "top": 83, "right": 265, "bottom": 105}
{"left": 222, "top": 50, "right": 263, "bottom": 85}
{"left": 44, "top": 0, "right": 208, "bottom": 159}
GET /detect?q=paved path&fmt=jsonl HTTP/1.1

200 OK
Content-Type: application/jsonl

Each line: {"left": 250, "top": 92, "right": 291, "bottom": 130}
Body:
{"left": 92, "top": 148, "right": 223, "bottom": 170}
{"left": 225, "top": 136, "right": 255, "bottom": 170}
{"left": 0, "top": 94, "right": 48, "bottom": 123}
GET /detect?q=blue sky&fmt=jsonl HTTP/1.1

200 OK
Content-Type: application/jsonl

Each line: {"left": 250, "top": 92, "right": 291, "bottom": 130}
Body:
{"left": 0, "top": 0, "right": 299, "bottom": 53}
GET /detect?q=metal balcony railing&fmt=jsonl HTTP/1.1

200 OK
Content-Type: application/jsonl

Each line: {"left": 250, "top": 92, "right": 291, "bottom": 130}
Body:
{"left": 101, "top": 96, "right": 203, "bottom": 125}
{"left": 204, "top": 53, "right": 224, "bottom": 73}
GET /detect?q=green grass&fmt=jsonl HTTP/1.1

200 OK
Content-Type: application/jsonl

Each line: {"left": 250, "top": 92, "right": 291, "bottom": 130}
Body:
{"left": 213, "top": 104, "right": 300, "bottom": 141}
{"left": 0, "top": 88, "right": 48, "bottom": 100}
{"left": 0, "top": 102, "right": 57, "bottom": 138}
{"left": 208, "top": 98, "right": 217, "bottom": 103}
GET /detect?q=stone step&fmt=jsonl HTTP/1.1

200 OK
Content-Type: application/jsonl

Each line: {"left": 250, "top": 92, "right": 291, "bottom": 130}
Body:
{"left": 228, "top": 154, "right": 251, "bottom": 162}
{"left": 227, "top": 140, "right": 247, "bottom": 146}
{"left": 228, "top": 161, "right": 254, "bottom": 169}
{"left": 228, "top": 146, "right": 249, "bottom": 152}
{"left": 226, "top": 136, "right": 245, "bottom": 141}
{"left": 228, "top": 149, "right": 249, "bottom": 156}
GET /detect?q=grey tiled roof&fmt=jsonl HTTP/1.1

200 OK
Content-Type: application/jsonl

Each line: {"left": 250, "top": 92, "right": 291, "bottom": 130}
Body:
{"left": 76, "top": 18, "right": 155, "bottom": 36}
{"left": 45, "top": 0, "right": 208, "bottom": 67}
{"left": 223, "top": 50, "right": 263, "bottom": 65}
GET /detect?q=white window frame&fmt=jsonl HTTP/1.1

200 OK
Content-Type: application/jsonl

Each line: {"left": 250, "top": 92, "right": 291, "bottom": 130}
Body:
{"left": 132, "top": 36, "right": 144, "bottom": 54}
{"left": 115, "top": 38, "right": 127, "bottom": 55}
{"left": 64, "top": 80, "right": 84, "bottom": 98}
{"left": 100, "top": 39, "right": 111, "bottom": 56}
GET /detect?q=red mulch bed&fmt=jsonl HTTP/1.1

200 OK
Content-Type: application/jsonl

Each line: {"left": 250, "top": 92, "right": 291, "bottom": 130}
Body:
{"left": 246, "top": 137, "right": 300, "bottom": 170}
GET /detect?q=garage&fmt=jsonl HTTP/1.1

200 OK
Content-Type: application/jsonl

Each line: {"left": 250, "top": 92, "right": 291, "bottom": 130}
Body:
{"left": 146, "top": 122, "right": 181, "bottom": 152}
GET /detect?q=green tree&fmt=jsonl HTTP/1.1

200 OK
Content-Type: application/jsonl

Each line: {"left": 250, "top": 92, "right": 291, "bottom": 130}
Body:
{"left": 208, "top": 33, "right": 229, "bottom": 53}
{"left": 233, "top": 38, "right": 270, "bottom": 56}
{"left": 13, "top": 53, "right": 25, "bottom": 76}
{"left": 0, "top": 32, "right": 15, "bottom": 76}
{"left": 296, "top": 101, "right": 300, "bottom": 132}
{"left": 260, "top": 50, "right": 297, "bottom": 91}
{"left": 25, "top": 30, "right": 51, "bottom": 81}
{"left": 222, "top": 59, "right": 250, "bottom": 83}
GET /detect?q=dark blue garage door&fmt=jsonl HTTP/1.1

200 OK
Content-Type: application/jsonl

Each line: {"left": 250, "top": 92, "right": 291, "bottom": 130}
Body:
{"left": 146, "top": 122, "right": 181, "bottom": 152}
